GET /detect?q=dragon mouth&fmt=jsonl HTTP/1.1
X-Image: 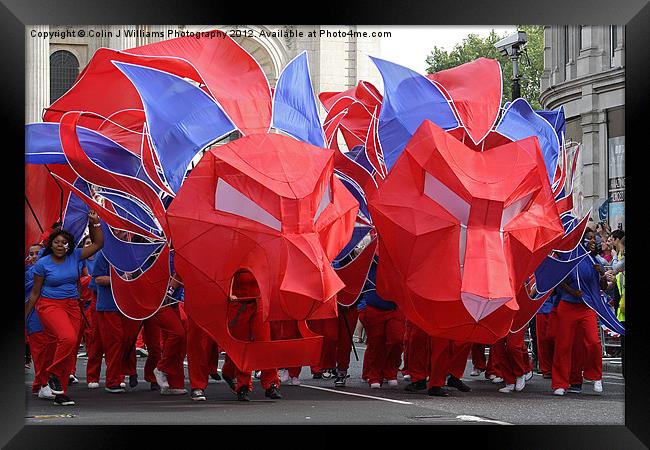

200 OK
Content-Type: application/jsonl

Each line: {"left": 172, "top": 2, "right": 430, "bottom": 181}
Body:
{"left": 461, "top": 292, "right": 513, "bottom": 322}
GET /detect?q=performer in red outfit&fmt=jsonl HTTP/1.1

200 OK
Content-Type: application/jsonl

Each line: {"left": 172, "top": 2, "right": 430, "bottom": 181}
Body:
{"left": 187, "top": 315, "right": 221, "bottom": 401}
{"left": 402, "top": 321, "right": 430, "bottom": 392}
{"left": 221, "top": 269, "right": 282, "bottom": 401}
{"left": 426, "top": 337, "right": 472, "bottom": 397}
{"left": 491, "top": 328, "right": 532, "bottom": 393}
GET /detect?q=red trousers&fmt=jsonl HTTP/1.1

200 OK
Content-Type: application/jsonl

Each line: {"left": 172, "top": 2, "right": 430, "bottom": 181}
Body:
{"left": 27, "top": 330, "right": 56, "bottom": 393}
{"left": 94, "top": 310, "right": 127, "bottom": 387}
{"left": 404, "top": 321, "right": 430, "bottom": 382}
{"left": 121, "top": 316, "right": 163, "bottom": 384}
{"left": 428, "top": 337, "right": 471, "bottom": 388}
{"left": 223, "top": 300, "right": 279, "bottom": 391}
{"left": 334, "top": 305, "right": 360, "bottom": 372}
{"left": 536, "top": 313, "right": 555, "bottom": 375}
{"left": 307, "top": 317, "right": 338, "bottom": 373}
{"left": 551, "top": 301, "right": 602, "bottom": 390}
{"left": 359, "top": 306, "right": 405, "bottom": 385}
{"left": 270, "top": 320, "right": 302, "bottom": 379}
{"left": 187, "top": 316, "right": 220, "bottom": 390}
{"left": 491, "top": 328, "right": 530, "bottom": 385}
{"left": 85, "top": 299, "right": 106, "bottom": 383}
{"left": 471, "top": 344, "right": 487, "bottom": 371}
{"left": 35, "top": 298, "right": 82, "bottom": 394}
{"left": 153, "top": 306, "right": 187, "bottom": 389}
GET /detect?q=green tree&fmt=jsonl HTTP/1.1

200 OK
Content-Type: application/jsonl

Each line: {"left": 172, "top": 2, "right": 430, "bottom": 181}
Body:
{"left": 425, "top": 26, "right": 544, "bottom": 109}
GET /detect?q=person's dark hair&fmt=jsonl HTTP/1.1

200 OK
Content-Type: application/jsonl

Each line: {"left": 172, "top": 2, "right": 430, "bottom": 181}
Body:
{"left": 612, "top": 230, "right": 625, "bottom": 240}
{"left": 42, "top": 229, "right": 76, "bottom": 257}
{"left": 50, "top": 221, "right": 63, "bottom": 230}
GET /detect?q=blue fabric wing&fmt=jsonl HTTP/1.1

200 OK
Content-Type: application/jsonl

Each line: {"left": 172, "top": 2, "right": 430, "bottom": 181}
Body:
{"left": 333, "top": 225, "right": 372, "bottom": 266}
{"left": 99, "top": 221, "right": 164, "bottom": 273}
{"left": 534, "top": 244, "right": 589, "bottom": 293}
{"left": 495, "top": 98, "right": 560, "bottom": 183}
{"left": 335, "top": 171, "right": 371, "bottom": 221}
{"left": 100, "top": 190, "right": 162, "bottom": 236}
{"left": 271, "top": 52, "right": 325, "bottom": 148}
{"left": 576, "top": 256, "right": 625, "bottom": 335}
{"left": 113, "top": 61, "right": 237, "bottom": 194}
{"left": 346, "top": 146, "right": 375, "bottom": 174}
{"left": 25, "top": 122, "right": 160, "bottom": 192}
{"left": 536, "top": 106, "right": 566, "bottom": 145}
{"left": 62, "top": 178, "right": 91, "bottom": 247}
{"left": 369, "top": 57, "right": 459, "bottom": 171}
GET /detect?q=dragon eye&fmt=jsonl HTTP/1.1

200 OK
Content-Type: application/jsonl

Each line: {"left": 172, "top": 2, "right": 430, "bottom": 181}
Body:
{"left": 215, "top": 178, "right": 281, "bottom": 231}
{"left": 314, "top": 181, "right": 332, "bottom": 223}
{"left": 423, "top": 172, "right": 470, "bottom": 275}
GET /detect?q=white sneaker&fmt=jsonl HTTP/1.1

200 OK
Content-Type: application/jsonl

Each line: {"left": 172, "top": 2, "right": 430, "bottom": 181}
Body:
{"left": 69, "top": 374, "right": 79, "bottom": 384}
{"left": 87, "top": 382, "right": 100, "bottom": 389}
{"left": 515, "top": 375, "right": 526, "bottom": 391}
{"left": 161, "top": 388, "right": 187, "bottom": 395}
{"left": 470, "top": 368, "right": 483, "bottom": 377}
{"left": 38, "top": 385, "right": 55, "bottom": 399}
{"left": 491, "top": 377, "right": 504, "bottom": 384}
{"left": 488, "top": 374, "right": 496, "bottom": 381}
{"left": 387, "top": 379, "right": 398, "bottom": 388}
{"left": 370, "top": 382, "right": 381, "bottom": 389}
{"left": 120, "top": 382, "right": 126, "bottom": 389}
{"left": 593, "top": 380, "right": 603, "bottom": 393}
{"left": 153, "top": 368, "right": 170, "bottom": 389}
{"left": 279, "top": 369, "right": 290, "bottom": 383}
{"left": 290, "top": 377, "right": 301, "bottom": 386}
{"left": 499, "top": 384, "right": 515, "bottom": 393}
{"left": 553, "top": 388, "right": 566, "bottom": 396}
{"left": 525, "top": 371, "right": 533, "bottom": 382}
{"left": 403, "top": 374, "right": 411, "bottom": 381}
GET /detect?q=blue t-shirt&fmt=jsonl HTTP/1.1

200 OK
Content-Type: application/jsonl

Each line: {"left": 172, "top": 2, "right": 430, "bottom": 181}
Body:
{"left": 537, "top": 291, "right": 556, "bottom": 315}
{"left": 91, "top": 252, "right": 119, "bottom": 312}
{"left": 85, "top": 256, "right": 97, "bottom": 292}
{"left": 556, "top": 256, "right": 603, "bottom": 305}
{"left": 32, "top": 248, "right": 83, "bottom": 299}
{"left": 25, "top": 265, "right": 44, "bottom": 335}
{"left": 357, "top": 260, "right": 397, "bottom": 311}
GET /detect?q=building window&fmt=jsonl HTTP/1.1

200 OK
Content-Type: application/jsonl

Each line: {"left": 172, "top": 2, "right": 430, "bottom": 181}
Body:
{"left": 50, "top": 50, "right": 79, "bottom": 103}
{"left": 610, "top": 26, "right": 618, "bottom": 67}
{"left": 606, "top": 107, "right": 624, "bottom": 230}
{"left": 563, "top": 26, "right": 570, "bottom": 66}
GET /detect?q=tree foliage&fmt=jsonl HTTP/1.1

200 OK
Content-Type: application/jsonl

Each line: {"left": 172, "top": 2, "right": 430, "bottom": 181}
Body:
{"left": 425, "top": 26, "right": 544, "bottom": 109}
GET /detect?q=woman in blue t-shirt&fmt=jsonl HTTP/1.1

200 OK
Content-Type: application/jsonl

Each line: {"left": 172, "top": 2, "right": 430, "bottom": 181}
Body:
{"left": 24, "top": 210, "right": 104, "bottom": 406}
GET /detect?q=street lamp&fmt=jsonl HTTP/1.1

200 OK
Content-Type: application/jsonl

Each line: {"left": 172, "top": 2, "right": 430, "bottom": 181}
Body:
{"left": 494, "top": 31, "right": 528, "bottom": 100}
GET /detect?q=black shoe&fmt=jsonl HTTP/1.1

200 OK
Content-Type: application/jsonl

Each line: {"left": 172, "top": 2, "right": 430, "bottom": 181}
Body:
{"left": 53, "top": 394, "right": 75, "bottom": 406}
{"left": 543, "top": 373, "right": 552, "bottom": 379}
{"left": 567, "top": 384, "right": 583, "bottom": 394}
{"left": 48, "top": 375, "right": 64, "bottom": 395}
{"left": 150, "top": 382, "right": 160, "bottom": 391}
{"left": 69, "top": 374, "right": 79, "bottom": 385}
{"left": 129, "top": 373, "right": 139, "bottom": 388}
{"left": 334, "top": 373, "right": 350, "bottom": 387}
{"left": 447, "top": 375, "right": 471, "bottom": 392}
{"left": 191, "top": 389, "right": 207, "bottom": 401}
{"left": 427, "top": 386, "right": 450, "bottom": 397}
{"left": 237, "top": 387, "right": 250, "bottom": 402}
{"left": 404, "top": 379, "right": 428, "bottom": 392}
{"left": 265, "top": 385, "right": 282, "bottom": 399}
{"left": 312, "top": 372, "right": 323, "bottom": 379}
{"left": 223, "top": 374, "right": 236, "bottom": 392}
{"left": 209, "top": 372, "right": 222, "bottom": 382}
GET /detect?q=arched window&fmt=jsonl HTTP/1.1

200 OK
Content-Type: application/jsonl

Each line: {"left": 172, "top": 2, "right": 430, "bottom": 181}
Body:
{"left": 50, "top": 50, "right": 79, "bottom": 103}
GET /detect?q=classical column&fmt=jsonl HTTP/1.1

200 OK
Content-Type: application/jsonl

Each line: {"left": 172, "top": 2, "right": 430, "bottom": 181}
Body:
{"left": 25, "top": 25, "right": 50, "bottom": 123}
{"left": 108, "top": 25, "right": 137, "bottom": 50}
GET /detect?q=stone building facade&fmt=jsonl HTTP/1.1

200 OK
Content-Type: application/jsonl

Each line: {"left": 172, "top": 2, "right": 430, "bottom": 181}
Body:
{"left": 540, "top": 25, "right": 625, "bottom": 230}
{"left": 25, "top": 24, "right": 382, "bottom": 125}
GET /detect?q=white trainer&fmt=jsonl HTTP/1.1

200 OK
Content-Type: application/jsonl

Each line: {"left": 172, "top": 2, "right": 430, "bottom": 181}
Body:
{"left": 87, "top": 382, "right": 100, "bottom": 389}
{"left": 470, "top": 368, "right": 483, "bottom": 377}
{"left": 515, "top": 375, "right": 526, "bottom": 391}
{"left": 153, "top": 368, "right": 170, "bottom": 389}
{"left": 279, "top": 369, "right": 290, "bottom": 383}
{"left": 525, "top": 371, "right": 533, "bottom": 382}
{"left": 370, "top": 382, "right": 381, "bottom": 389}
{"left": 290, "top": 377, "right": 301, "bottom": 386}
{"left": 593, "top": 380, "right": 603, "bottom": 393}
{"left": 491, "top": 377, "right": 504, "bottom": 384}
{"left": 499, "top": 384, "right": 515, "bottom": 393}
{"left": 38, "top": 385, "right": 55, "bottom": 400}
{"left": 403, "top": 374, "right": 411, "bottom": 381}
{"left": 387, "top": 379, "right": 399, "bottom": 388}
{"left": 553, "top": 388, "right": 566, "bottom": 396}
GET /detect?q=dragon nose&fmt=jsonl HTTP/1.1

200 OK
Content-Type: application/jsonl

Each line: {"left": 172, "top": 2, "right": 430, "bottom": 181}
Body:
{"left": 279, "top": 233, "right": 345, "bottom": 320}
{"left": 460, "top": 229, "right": 515, "bottom": 322}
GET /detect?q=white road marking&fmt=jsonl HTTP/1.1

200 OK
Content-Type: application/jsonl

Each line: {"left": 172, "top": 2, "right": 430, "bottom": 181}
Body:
{"left": 300, "top": 384, "right": 414, "bottom": 405}
{"left": 456, "top": 415, "right": 512, "bottom": 425}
